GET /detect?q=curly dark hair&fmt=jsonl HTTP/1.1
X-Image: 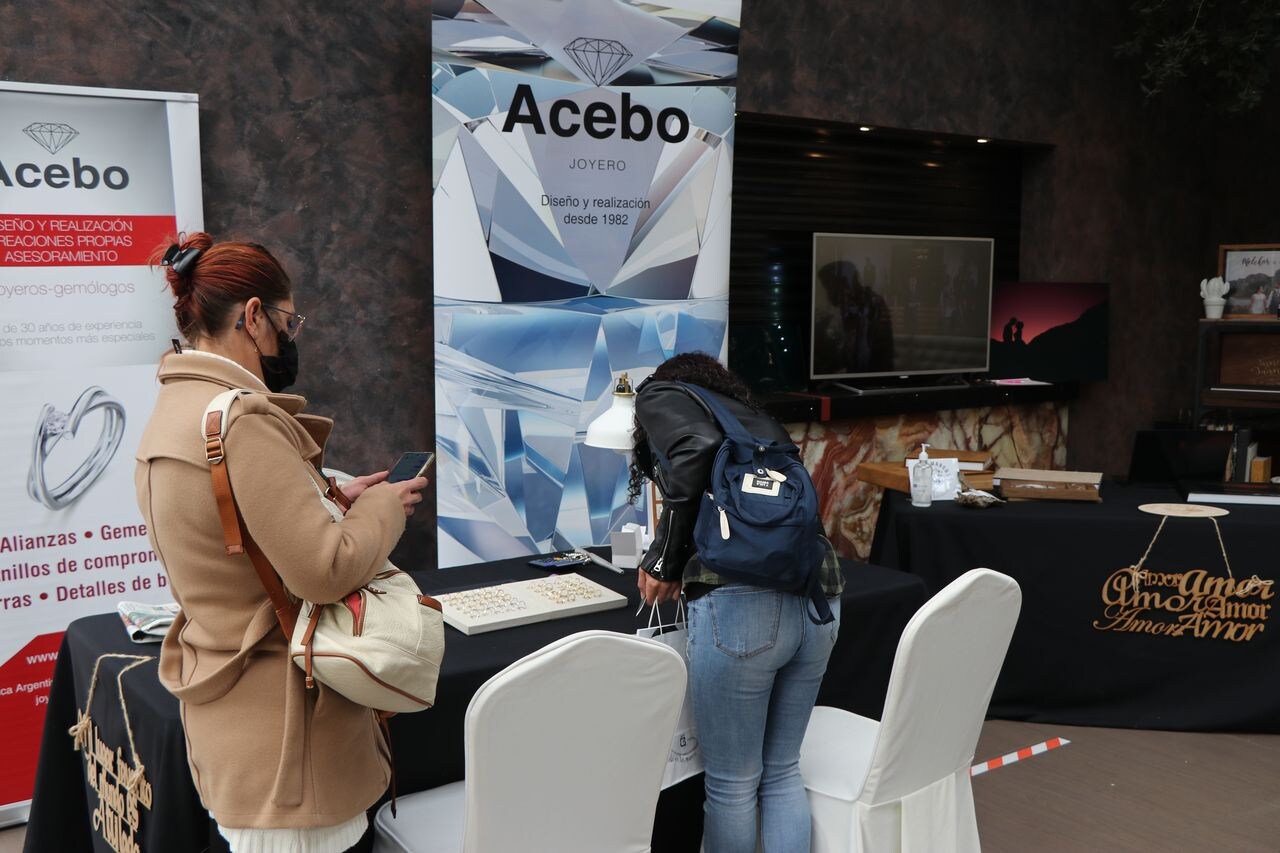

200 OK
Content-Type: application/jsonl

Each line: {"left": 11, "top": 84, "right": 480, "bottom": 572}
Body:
{"left": 626, "top": 352, "right": 757, "bottom": 503}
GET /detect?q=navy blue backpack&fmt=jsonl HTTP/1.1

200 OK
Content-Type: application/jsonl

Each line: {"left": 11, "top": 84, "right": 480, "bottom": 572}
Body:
{"left": 677, "top": 383, "right": 833, "bottom": 624}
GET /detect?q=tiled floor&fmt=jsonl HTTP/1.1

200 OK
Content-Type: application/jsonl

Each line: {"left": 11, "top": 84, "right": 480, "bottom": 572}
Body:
{"left": 973, "top": 720, "right": 1280, "bottom": 852}
{"left": 0, "top": 824, "right": 22, "bottom": 853}
{"left": 4, "top": 720, "right": 1278, "bottom": 851}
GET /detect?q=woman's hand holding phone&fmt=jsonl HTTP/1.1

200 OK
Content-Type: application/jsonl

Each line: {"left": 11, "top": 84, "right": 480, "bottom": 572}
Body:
{"left": 344, "top": 474, "right": 426, "bottom": 517}
{"left": 391, "top": 477, "right": 429, "bottom": 516}
{"left": 386, "top": 452, "right": 434, "bottom": 517}
{"left": 339, "top": 470, "right": 389, "bottom": 503}
{"left": 343, "top": 453, "right": 432, "bottom": 517}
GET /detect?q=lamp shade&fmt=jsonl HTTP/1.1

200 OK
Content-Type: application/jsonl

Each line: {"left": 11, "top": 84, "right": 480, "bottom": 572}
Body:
{"left": 585, "top": 392, "right": 636, "bottom": 450}
{"left": 585, "top": 373, "right": 637, "bottom": 450}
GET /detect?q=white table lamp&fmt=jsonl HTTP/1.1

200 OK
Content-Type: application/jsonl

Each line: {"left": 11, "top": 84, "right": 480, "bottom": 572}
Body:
{"left": 585, "top": 372, "right": 636, "bottom": 450}
{"left": 574, "top": 372, "right": 638, "bottom": 574}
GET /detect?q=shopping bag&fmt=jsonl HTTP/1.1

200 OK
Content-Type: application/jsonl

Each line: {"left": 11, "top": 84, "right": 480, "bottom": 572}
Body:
{"left": 636, "top": 597, "right": 702, "bottom": 788}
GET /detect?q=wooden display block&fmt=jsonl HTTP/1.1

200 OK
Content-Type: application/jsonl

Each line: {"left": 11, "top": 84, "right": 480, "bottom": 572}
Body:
{"left": 994, "top": 467, "right": 1102, "bottom": 502}
{"left": 435, "top": 572, "right": 628, "bottom": 635}
{"left": 932, "top": 449, "right": 995, "bottom": 471}
{"left": 860, "top": 450, "right": 998, "bottom": 491}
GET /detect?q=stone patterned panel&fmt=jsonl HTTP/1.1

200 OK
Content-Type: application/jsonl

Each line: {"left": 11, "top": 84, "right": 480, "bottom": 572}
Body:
{"left": 789, "top": 402, "right": 1068, "bottom": 559}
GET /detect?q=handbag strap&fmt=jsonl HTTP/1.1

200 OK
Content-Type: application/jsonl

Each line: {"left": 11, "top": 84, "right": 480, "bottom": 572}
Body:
{"left": 202, "top": 390, "right": 300, "bottom": 640}
{"left": 327, "top": 476, "right": 353, "bottom": 511}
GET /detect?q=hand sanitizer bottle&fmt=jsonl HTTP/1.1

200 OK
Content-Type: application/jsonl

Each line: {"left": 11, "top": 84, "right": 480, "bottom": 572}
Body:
{"left": 910, "top": 443, "right": 934, "bottom": 508}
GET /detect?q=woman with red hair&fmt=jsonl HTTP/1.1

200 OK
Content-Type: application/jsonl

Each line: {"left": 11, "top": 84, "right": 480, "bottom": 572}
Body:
{"left": 134, "top": 233, "right": 426, "bottom": 852}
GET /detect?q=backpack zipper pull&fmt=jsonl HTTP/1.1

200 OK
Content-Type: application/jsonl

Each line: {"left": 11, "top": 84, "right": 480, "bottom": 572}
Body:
{"left": 718, "top": 506, "right": 730, "bottom": 540}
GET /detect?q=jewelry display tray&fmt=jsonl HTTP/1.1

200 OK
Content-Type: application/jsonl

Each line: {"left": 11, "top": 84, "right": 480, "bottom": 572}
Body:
{"left": 434, "top": 572, "right": 627, "bottom": 635}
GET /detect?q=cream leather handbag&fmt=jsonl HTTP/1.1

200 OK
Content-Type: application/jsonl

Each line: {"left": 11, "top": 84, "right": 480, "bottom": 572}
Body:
{"left": 201, "top": 389, "right": 445, "bottom": 713}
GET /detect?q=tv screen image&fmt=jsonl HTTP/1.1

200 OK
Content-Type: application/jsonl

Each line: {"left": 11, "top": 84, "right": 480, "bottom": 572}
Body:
{"left": 811, "top": 233, "right": 993, "bottom": 380}
{"left": 988, "top": 281, "right": 1109, "bottom": 380}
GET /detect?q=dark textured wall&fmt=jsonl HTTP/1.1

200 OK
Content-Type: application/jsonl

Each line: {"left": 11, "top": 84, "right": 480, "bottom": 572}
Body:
{"left": 4, "top": 1, "right": 1266, "bottom": 571}
{"left": 1208, "top": 86, "right": 1280, "bottom": 259}
{"left": 1, "top": 0, "right": 439, "bottom": 562}
{"left": 738, "top": 0, "right": 1216, "bottom": 474}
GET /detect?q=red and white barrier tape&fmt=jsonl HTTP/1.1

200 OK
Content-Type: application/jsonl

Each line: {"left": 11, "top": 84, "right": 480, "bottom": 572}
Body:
{"left": 970, "top": 736, "right": 1070, "bottom": 776}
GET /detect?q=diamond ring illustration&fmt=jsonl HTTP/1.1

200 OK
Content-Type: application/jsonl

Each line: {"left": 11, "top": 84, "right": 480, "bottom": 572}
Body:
{"left": 27, "top": 387, "right": 126, "bottom": 510}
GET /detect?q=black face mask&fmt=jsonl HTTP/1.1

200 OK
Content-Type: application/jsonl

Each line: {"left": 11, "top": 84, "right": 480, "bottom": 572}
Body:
{"left": 242, "top": 312, "right": 299, "bottom": 392}
{"left": 259, "top": 331, "right": 299, "bottom": 393}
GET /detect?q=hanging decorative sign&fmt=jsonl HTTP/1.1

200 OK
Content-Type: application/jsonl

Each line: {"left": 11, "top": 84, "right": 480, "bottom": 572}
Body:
{"left": 1093, "top": 511, "right": 1275, "bottom": 643}
{"left": 67, "top": 653, "right": 156, "bottom": 853}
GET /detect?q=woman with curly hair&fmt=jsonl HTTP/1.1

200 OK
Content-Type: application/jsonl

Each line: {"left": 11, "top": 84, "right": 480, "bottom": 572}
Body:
{"left": 630, "top": 352, "right": 844, "bottom": 853}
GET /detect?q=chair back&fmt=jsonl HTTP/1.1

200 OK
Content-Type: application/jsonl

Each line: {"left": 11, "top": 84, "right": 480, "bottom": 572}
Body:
{"left": 461, "top": 630, "right": 686, "bottom": 853}
{"left": 858, "top": 568, "right": 1020, "bottom": 805}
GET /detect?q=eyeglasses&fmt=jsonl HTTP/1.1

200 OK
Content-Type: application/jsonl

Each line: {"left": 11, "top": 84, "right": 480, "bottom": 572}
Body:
{"left": 265, "top": 305, "right": 306, "bottom": 341}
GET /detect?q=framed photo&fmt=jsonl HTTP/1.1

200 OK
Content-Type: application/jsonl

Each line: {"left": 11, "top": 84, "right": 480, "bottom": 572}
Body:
{"left": 1218, "top": 244, "right": 1280, "bottom": 318}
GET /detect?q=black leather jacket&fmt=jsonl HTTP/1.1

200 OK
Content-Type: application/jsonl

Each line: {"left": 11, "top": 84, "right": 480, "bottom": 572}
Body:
{"left": 634, "top": 380, "right": 792, "bottom": 582}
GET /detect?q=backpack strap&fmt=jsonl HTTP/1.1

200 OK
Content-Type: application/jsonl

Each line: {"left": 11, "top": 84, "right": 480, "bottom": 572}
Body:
{"left": 805, "top": 569, "right": 835, "bottom": 625}
{"left": 201, "top": 390, "right": 298, "bottom": 641}
{"left": 676, "top": 382, "right": 801, "bottom": 457}
{"left": 675, "top": 382, "right": 758, "bottom": 447}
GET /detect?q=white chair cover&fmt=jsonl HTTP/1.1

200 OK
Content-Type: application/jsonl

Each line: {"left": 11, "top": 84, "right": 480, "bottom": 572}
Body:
{"left": 374, "top": 629, "right": 687, "bottom": 853}
{"left": 799, "top": 568, "right": 1021, "bottom": 853}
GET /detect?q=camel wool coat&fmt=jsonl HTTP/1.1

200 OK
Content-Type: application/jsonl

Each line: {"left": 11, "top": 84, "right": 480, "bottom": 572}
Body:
{"left": 134, "top": 350, "right": 406, "bottom": 829}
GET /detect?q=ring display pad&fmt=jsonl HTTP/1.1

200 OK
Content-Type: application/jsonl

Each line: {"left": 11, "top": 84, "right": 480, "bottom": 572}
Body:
{"left": 435, "top": 572, "right": 628, "bottom": 635}
{"left": 1138, "top": 503, "right": 1230, "bottom": 518}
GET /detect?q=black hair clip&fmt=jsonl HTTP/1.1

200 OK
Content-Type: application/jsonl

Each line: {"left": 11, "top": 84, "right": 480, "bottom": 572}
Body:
{"left": 161, "top": 243, "right": 202, "bottom": 276}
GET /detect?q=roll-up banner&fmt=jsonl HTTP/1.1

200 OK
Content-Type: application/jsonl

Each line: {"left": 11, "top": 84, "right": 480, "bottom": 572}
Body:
{"left": 432, "top": 0, "right": 742, "bottom": 567}
{"left": 0, "top": 81, "right": 202, "bottom": 823}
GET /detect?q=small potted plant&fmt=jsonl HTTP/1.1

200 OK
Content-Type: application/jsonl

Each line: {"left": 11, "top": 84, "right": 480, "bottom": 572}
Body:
{"left": 1200, "top": 276, "right": 1228, "bottom": 319}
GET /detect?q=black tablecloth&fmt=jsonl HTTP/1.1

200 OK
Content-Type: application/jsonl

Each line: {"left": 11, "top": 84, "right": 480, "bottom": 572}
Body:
{"left": 25, "top": 556, "right": 926, "bottom": 853}
{"left": 24, "top": 619, "right": 218, "bottom": 853}
{"left": 871, "top": 483, "right": 1280, "bottom": 732}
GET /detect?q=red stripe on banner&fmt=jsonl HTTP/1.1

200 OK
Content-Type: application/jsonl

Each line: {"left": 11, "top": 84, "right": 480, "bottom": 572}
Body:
{"left": 988, "top": 756, "right": 1004, "bottom": 769}
{"left": 0, "top": 632, "right": 65, "bottom": 805}
{"left": 1046, "top": 737, "right": 1061, "bottom": 749}
{"left": 0, "top": 214, "right": 177, "bottom": 266}
{"left": 1017, "top": 747, "right": 1034, "bottom": 760}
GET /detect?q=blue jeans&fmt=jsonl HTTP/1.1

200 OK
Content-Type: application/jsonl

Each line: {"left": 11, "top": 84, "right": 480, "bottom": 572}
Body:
{"left": 687, "top": 587, "right": 841, "bottom": 853}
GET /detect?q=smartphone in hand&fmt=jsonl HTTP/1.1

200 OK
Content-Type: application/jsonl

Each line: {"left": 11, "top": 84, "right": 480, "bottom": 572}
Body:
{"left": 387, "top": 452, "right": 435, "bottom": 484}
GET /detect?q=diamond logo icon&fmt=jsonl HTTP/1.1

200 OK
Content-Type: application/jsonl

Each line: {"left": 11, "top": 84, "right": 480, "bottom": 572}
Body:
{"left": 23, "top": 122, "right": 79, "bottom": 155}
{"left": 563, "top": 37, "right": 633, "bottom": 86}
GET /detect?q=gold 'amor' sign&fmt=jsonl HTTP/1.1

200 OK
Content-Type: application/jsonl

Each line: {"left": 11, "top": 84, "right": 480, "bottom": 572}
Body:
{"left": 68, "top": 654, "right": 155, "bottom": 853}
{"left": 1093, "top": 514, "right": 1274, "bottom": 643}
{"left": 1094, "top": 567, "right": 1273, "bottom": 642}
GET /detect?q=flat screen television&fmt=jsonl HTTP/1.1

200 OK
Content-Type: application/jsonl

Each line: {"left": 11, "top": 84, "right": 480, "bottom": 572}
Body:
{"left": 810, "top": 233, "right": 993, "bottom": 380}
